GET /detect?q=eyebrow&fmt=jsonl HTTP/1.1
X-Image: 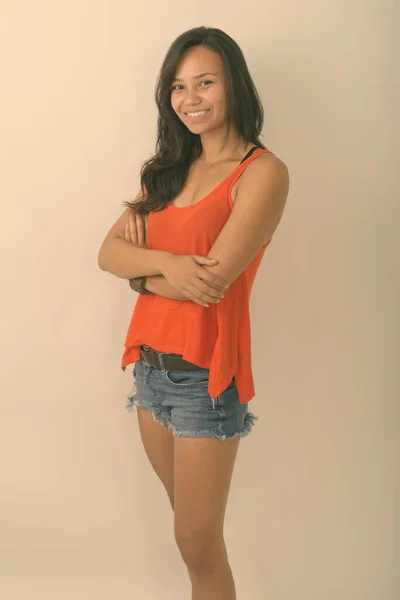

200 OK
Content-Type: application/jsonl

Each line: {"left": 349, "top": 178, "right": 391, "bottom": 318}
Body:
{"left": 171, "top": 72, "right": 217, "bottom": 83}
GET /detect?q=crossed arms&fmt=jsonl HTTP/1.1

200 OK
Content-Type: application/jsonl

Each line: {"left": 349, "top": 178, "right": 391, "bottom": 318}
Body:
{"left": 98, "top": 153, "right": 289, "bottom": 301}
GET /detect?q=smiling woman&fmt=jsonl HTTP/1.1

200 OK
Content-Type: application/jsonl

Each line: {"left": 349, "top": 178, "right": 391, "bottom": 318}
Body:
{"left": 97, "top": 25, "right": 289, "bottom": 599}
{"left": 170, "top": 61, "right": 225, "bottom": 130}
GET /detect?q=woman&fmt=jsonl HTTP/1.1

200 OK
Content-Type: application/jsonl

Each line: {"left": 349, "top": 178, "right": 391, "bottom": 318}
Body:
{"left": 98, "top": 26, "right": 289, "bottom": 600}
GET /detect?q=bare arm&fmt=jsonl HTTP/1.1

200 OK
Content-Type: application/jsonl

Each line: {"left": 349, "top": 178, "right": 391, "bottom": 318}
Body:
{"left": 143, "top": 273, "right": 187, "bottom": 300}
{"left": 137, "top": 155, "right": 289, "bottom": 293}
{"left": 129, "top": 227, "right": 223, "bottom": 304}
{"left": 98, "top": 203, "right": 194, "bottom": 299}
{"left": 98, "top": 188, "right": 225, "bottom": 305}
{"left": 130, "top": 215, "right": 191, "bottom": 300}
{"left": 98, "top": 206, "right": 219, "bottom": 303}
{"left": 199, "top": 154, "right": 290, "bottom": 286}
{"left": 98, "top": 233, "right": 171, "bottom": 280}
{"left": 144, "top": 155, "right": 289, "bottom": 297}
{"left": 97, "top": 185, "right": 172, "bottom": 279}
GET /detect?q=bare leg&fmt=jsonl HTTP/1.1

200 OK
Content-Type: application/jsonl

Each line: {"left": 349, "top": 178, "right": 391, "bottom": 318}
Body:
{"left": 136, "top": 406, "right": 175, "bottom": 509}
{"left": 173, "top": 435, "right": 241, "bottom": 600}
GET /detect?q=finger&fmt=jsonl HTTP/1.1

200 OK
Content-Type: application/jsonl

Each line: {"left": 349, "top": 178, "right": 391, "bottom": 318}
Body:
{"left": 124, "top": 223, "right": 132, "bottom": 243}
{"left": 182, "top": 287, "right": 210, "bottom": 307}
{"left": 192, "top": 255, "right": 219, "bottom": 264}
{"left": 197, "top": 270, "right": 228, "bottom": 292}
{"left": 198, "top": 278, "right": 225, "bottom": 294}
{"left": 136, "top": 214, "right": 146, "bottom": 248}
{"left": 188, "top": 281, "right": 223, "bottom": 302}
{"left": 128, "top": 212, "right": 138, "bottom": 245}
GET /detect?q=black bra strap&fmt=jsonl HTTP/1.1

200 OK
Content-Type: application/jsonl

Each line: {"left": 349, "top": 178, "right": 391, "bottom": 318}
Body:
{"left": 240, "top": 145, "right": 260, "bottom": 164}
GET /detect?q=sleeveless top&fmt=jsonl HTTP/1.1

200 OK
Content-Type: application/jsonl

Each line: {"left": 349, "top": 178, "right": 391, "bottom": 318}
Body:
{"left": 121, "top": 146, "right": 274, "bottom": 404}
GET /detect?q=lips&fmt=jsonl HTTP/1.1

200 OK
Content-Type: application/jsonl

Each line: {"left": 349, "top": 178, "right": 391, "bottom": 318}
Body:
{"left": 184, "top": 109, "right": 210, "bottom": 115}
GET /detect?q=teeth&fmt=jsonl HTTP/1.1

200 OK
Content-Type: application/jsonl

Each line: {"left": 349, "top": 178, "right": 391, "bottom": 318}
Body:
{"left": 186, "top": 110, "right": 209, "bottom": 116}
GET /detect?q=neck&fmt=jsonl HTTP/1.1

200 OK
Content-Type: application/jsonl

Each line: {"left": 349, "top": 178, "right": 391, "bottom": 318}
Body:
{"left": 198, "top": 128, "right": 250, "bottom": 166}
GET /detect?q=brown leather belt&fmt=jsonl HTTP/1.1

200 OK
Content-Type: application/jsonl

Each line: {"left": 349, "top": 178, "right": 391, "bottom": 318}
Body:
{"left": 140, "top": 344, "right": 204, "bottom": 371}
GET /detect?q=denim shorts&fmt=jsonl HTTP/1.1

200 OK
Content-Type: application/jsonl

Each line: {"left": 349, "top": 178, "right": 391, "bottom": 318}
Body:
{"left": 125, "top": 358, "right": 258, "bottom": 441}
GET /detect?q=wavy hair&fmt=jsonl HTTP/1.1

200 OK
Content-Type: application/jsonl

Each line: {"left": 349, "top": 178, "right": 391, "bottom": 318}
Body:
{"left": 123, "top": 26, "right": 267, "bottom": 216}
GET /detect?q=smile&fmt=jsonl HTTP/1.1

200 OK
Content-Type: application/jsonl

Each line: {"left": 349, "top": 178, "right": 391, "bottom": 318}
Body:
{"left": 184, "top": 109, "right": 211, "bottom": 119}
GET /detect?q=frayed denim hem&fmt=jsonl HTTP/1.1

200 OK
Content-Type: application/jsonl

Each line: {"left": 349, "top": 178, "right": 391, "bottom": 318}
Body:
{"left": 166, "top": 411, "right": 258, "bottom": 441}
{"left": 125, "top": 383, "right": 258, "bottom": 440}
{"left": 125, "top": 387, "right": 169, "bottom": 427}
{"left": 125, "top": 383, "right": 137, "bottom": 413}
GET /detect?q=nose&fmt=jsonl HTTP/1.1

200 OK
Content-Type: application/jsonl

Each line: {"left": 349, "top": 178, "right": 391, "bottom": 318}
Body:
{"left": 182, "top": 88, "right": 202, "bottom": 107}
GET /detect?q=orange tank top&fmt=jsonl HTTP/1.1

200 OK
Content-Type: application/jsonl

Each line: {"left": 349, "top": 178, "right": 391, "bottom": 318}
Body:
{"left": 121, "top": 147, "right": 274, "bottom": 404}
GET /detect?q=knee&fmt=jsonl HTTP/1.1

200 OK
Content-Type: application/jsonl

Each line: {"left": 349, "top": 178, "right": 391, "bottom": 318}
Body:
{"left": 174, "top": 525, "right": 223, "bottom": 575}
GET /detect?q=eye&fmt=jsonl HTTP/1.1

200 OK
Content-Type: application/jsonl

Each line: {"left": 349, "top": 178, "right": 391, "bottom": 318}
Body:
{"left": 171, "top": 80, "right": 213, "bottom": 91}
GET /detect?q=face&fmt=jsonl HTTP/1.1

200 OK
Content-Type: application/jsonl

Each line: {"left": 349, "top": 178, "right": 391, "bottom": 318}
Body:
{"left": 170, "top": 46, "right": 227, "bottom": 133}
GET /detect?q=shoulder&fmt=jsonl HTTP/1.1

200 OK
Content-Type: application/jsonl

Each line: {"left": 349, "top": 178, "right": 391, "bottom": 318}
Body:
{"left": 245, "top": 151, "right": 289, "bottom": 185}
{"left": 235, "top": 151, "right": 290, "bottom": 205}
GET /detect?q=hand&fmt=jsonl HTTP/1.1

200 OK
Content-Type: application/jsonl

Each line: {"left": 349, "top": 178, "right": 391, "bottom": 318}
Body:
{"left": 161, "top": 254, "right": 228, "bottom": 307}
{"left": 124, "top": 209, "right": 147, "bottom": 248}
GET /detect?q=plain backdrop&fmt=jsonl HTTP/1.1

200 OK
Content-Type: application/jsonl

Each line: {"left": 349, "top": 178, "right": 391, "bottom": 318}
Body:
{"left": 0, "top": 1, "right": 398, "bottom": 599}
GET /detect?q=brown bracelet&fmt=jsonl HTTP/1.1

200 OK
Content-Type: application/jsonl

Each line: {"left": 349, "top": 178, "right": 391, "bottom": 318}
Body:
{"left": 128, "top": 276, "right": 154, "bottom": 295}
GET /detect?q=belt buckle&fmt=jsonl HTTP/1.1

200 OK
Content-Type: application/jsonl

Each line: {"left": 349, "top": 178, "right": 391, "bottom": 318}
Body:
{"left": 142, "top": 345, "right": 163, "bottom": 370}
{"left": 140, "top": 345, "right": 152, "bottom": 368}
{"left": 153, "top": 350, "right": 162, "bottom": 370}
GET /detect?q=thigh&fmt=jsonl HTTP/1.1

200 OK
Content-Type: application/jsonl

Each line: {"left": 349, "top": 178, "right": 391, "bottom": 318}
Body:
{"left": 136, "top": 407, "right": 175, "bottom": 506}
{"left": 173, "top": 435, "right": 240, "bottom": 541}
{"left": 126, "top": 360, "right": 175, "bottom": 506}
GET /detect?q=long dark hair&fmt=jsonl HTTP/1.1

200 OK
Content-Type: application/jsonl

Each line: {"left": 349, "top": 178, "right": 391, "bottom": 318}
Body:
{"left": 123, "top": 26, "right": 267, "bottom": 216}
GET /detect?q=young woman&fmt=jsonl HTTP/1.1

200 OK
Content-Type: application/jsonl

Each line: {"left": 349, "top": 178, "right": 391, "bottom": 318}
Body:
{"left": 98, "top": 26, "right": 289, "bottom": 600}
